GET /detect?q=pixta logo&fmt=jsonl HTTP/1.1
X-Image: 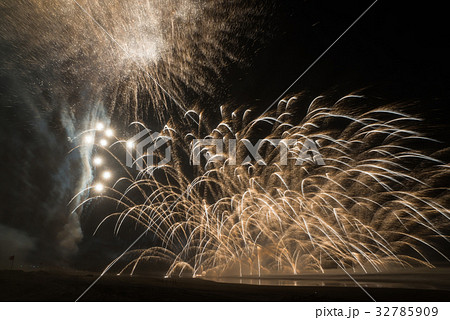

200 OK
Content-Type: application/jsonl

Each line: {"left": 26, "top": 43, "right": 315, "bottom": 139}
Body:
{"left": 191, "top": 138, "right": 325, "bottom": 166}
{"left": 125, "top": 129, "right": 171, "bottom": 170}
{"left": 126, "top": 129, "right": 324, "bottom": 170}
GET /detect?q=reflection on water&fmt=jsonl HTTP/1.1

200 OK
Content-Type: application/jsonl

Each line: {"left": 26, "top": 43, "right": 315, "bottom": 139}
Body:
{"left": 209, "top": 270, "right": 450, "bottom": 291}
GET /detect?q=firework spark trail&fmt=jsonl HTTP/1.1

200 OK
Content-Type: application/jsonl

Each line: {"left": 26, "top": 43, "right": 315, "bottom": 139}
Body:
{"left": 1, "top": 0, "right": 267, "bottom": 122}
{"left": 4, "top": 0, "right": 447, "bottom": 299}
{"left": 77, "top": 94, "right": 450, "bottom": 285}
{"left": 0, "top": 0, "right": 268, "bottom": 267}
{"left": 71, "top": 0, "right": 195, "bottom": 124}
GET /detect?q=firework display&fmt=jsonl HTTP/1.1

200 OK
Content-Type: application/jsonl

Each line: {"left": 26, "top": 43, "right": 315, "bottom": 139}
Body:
{"left": 2, "top": 2, "right": 450, "bottom": 304}
{"left": 71, "top": 93, "right": 450, "bottom": 277}
{"left": 0, "top": 0, "right": 267, "bottom": 122}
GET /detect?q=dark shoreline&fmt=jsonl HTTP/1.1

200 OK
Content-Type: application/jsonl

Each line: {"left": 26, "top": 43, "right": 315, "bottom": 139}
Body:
{"left": 1, "top": 270, "right": 449, "bottom": 302}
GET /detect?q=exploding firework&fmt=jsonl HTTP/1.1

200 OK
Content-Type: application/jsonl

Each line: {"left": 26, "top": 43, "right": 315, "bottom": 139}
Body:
{"left": 72, "top": 93, "right": 450, "bottom": 277}
{"left": 0, "top": 0, "right": 269, "bottom": 123}
{"left": 0, "top": 0, "right": 270, "bottom": 263}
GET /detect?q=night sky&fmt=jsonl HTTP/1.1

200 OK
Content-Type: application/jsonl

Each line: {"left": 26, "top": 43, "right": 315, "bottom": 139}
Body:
{"left": 1, "top": 0, "right": 449, "bottom": 272}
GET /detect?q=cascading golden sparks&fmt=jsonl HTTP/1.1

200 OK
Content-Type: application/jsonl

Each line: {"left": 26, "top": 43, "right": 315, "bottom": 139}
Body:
{"left": 72, "top": 94, "right": 450, "bottom": 277}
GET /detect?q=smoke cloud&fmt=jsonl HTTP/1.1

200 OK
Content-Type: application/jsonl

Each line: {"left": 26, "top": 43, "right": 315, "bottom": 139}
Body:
{"left": 0, "top": 0, "right": 268, "bottom": 267}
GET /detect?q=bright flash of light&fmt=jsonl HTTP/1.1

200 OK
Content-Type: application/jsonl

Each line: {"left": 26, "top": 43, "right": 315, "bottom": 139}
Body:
{"left": 96, "top": 122, "right": 105, "bottom": 131}
{"left": 99, "top": 139, "right": 108, "bottom": 147}
{"left": 93, "top": 156, "right": 103, "bottom": 166}
{"left": 94, "top": 183, "right": 104, "bottom": 193}
{"left": 105, "top": 128, "right": 114, "bottom": 137}
{"left": 126, "top": 140, "right": 134, "bottom": 149}
{"left": 83, "top": 135, "right": 94, "bottom": 144}
{"left": 102, "top": 171, "right": 112, "bottom": 180}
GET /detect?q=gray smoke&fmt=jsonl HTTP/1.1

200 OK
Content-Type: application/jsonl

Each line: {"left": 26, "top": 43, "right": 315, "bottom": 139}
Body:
{"left": 0, "top": 0, "right": 268, "bottom": 267}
